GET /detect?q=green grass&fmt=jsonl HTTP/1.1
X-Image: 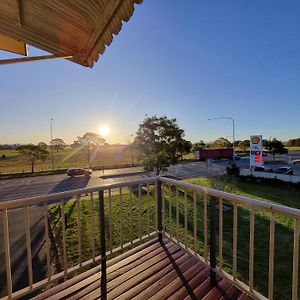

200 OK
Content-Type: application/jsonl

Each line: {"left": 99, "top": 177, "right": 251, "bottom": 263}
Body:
{"left": 287, "top": 146, "right": 300, "bottom": 152}
{"left": 0, "top": 146, "right": 134, "bottom": 175}
{"left": 49, "top": 177, "right": 299, "bottom": 299}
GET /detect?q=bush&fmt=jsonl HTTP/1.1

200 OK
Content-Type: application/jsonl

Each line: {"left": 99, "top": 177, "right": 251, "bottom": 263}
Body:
{"left": 226, "top": 162, "right": 240, "bottom": 176}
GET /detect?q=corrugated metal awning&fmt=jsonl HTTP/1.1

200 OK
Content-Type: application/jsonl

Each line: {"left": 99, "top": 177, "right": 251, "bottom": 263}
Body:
{"left": 0, "top": 0, "right": 143, "bottom": 67}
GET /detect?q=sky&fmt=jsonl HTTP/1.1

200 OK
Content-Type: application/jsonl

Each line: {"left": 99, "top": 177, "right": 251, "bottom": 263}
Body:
{"left": 1, "top": 0, "right": 300, "bottom": 145}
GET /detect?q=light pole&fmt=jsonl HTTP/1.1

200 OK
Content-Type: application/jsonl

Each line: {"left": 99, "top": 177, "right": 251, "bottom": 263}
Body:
{"left": 208, "top": 117, "right": 235, "bottom": 160}
{"left": 50, "top": 118, "right": 54, "bottom": 171}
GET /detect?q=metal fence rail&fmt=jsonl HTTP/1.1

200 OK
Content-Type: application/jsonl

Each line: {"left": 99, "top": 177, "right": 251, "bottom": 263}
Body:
{"left": 160, "top": 177, "right": 300, "bottom": 300}
{"left": 0, "top": 176, "right": 299, "bottom": 300}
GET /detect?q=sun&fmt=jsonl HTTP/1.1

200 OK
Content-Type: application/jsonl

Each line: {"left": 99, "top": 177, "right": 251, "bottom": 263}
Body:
{"left": 99, "top": 125, "right": 110, "bottom": 136}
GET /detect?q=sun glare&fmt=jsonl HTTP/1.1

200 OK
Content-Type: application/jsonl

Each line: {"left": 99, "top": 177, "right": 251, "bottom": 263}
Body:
{"left": 99, "top": 125, "right": 110, "bottom": 136}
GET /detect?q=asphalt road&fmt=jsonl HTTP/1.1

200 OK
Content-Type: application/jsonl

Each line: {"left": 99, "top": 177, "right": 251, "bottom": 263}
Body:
{"left": 0, "top": 160, "right": 248, "bottom": 202}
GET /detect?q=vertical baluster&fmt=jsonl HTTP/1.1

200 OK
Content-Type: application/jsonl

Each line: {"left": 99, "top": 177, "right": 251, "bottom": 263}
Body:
{"left": 76, "top": 196, "right": 82, "bottom": 267}
{"left": 90, "top": 193, "right": 95, "bottom": 261}
{"left": 3, "top": 208, "right": 12, "bottom": 297}
{"left": 219, "top": 198, "right": 223, "bottom": 270}
{"left": 249, "top": 207, "right": 255, "bottom": 292}
{"left": 24, "top": 206, "right": 33, "bottom": 287}
{"left": 268, "top": 212, "right": 275, "bottom": 300}
{"left": 204, "top": 193, "right": 208, "bottom": 260}
{"left": 193, "top": 192, "right": 197, "bottom": 252}
{"left": 98, "top": 190, "right": 107, "bottom": 299}
{"left": 60, "top": 199, "right": 67, "bottom": 275}
{"left": 292, "top": 218, "right": 299, "bottom": 300}
{"left": 156, "top": 180, "right": 163, "bottom": 242}
{"left": 109, "top": 189, "right": 112, "bottom": 253}
{"left": 176, "top": 187, "right": 179, "bottom": 240}
{"left": 139, "top": 184, "right": 142, "bottom": 240}
{"left": 169, "top": 184, "right": 172, "bottom": 237}
{"left": 233, "top": 203, "right": 238, "bottom": 280}
{"left": 162, "top": 183, "right": 165, "bottom": 233}
{"left": 210, "top": 196, "right": 217, "bottom": 283}
{"left": 43, "top": 203, "right": 51, "bottom": 281}
{"left": 129, "top": 189, "right": 133, "bottom": 244}
{"left": 184, "top": 190, "right": 188, "bottom": 248}
{"left": 147, "top": 184, "right": 150, "bottom": 237}
{"left": 120, "top": 187, "right": 123, "bottom": 250}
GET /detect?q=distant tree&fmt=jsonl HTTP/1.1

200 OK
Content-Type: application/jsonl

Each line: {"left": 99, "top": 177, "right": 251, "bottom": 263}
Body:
{"left": 234, "top": 140, "right": 241, "bottom": 147}
{"left": 287, "top": 138, "right": 300, "bottom": 147}
{"left": 192, "top": 140, "right": 206, "bottom": 152}
{"left": 16, "top": 144, "right": 49, "bottom": 173}
{"left": 71, "top": 140, "right": 81, "bottom": 148}
{"left": 50, "top": 138, "right": 66, "bottom": 152}
{"left": 212, "top": 137, "right": 232, "bottom": 148}
{"left": 38, "top": 142, "right": 48, "bottom": 150}
{"left": 77, "top": 132, "right": 105, "bottom": 167}
{"left": 178, "top": 140, "right": 192, "bottom": 159}
{"left": 133, "top": 115, "right": 190, "bottom": 175}
{"left": 238, "top": 140, "right": 250, "bottom": 153}
{"left": 265, "top": 138, "right": 288, "bottom": 160}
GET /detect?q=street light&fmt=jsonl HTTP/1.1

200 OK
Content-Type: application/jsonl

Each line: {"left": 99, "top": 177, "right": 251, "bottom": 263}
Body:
{"left": 50, "top": 118, "right": 54, "bottom": 171}
{"left": 208, "top": 117, "right": 235, "bottom": 160}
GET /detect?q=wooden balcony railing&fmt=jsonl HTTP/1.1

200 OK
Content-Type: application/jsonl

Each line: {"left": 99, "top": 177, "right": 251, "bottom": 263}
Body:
{"left": 0, "top": 177, "right": 299, "bottom": 300}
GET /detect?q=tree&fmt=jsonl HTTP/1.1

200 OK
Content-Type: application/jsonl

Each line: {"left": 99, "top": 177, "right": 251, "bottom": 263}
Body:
{"left": 192, "top": 140, "right": 206, "bottom": 152}
{"left": 77, "top": 132, "right": 105, "bottom": 167}
{"left": 238, "top": 140, "right": 250, "bottom": 153}
{"left": 16, "top": 144, "right": 49, "bottom": 173}
{"left": 71, "top": 140, "right": 81, "bottom": 148}
{"left": 133, "top": 115, "right": 190, "bottom": 175}
{"left": 212, "top": 137, "right": 232, "bottom": 148}
{"left": 265, "top": 138, "right": 288, "bottom": 160}
{"left": 37, "top": 142, "right": 48, "bottom": 150}
{"left": 50, "top": 138, "right": 66, "bottom": 152}
{"left": 178, "top": 140, "right": 192, "bottom": 159}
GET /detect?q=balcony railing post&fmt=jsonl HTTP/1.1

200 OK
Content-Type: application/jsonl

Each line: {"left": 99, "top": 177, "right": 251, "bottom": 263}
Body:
{"left": 156, "top": 179, "right": 163, "bottom": 242}
{"left": 98, "top": 190, "right": 107, "bottom": 300}
{"left": 210, "top": 195, "right": 217, "bottom": 284}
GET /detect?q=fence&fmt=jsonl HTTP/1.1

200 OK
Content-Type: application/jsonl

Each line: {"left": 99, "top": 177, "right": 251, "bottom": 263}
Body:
{"left": 0, "top": 176, "right": 299, "bottom": 300}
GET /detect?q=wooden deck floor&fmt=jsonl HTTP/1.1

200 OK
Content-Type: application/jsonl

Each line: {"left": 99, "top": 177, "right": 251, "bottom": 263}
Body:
{"left": 33, "top": 238, "right": 251, "bottom": 300}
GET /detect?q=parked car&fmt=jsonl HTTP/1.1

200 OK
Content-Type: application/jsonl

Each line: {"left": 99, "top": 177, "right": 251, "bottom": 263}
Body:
{"left": 253, "top": 166, "right": 274, "bottom": 172}
{"left": 274, "top": 167, "right": 293, "bottom": 175}
{"left": 67, "top": 168, "right": 92, "bottom": 177}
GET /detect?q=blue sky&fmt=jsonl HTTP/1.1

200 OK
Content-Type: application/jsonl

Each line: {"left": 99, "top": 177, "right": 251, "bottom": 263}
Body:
{"left": 0, "top": 0, "right": 299, "bottom": 145}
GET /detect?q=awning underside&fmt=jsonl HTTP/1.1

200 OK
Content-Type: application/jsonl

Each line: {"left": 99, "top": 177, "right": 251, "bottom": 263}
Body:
{"left": 0, "top": 0, "right": 143, "bottom": 67}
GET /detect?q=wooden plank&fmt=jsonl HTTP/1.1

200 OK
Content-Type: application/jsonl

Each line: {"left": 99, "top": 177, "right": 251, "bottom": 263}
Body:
{"left": 167, "top": 266, "right": 210, "bottom": 300}
{"left": 219, "top": 284, "right": 242, "bottom": 300}
{"left": 201, "top": 278, "right": 232, "bottom": 300}
{"left": 68, "top": 279, "right": 101, "bottom": 300}
{"left": 47, "top": 272, "right": 100, "bottom": 300}
{"left": 183, "top": 277, "right": 215, "bottom": 300}
{"left": 34, "top": 238, "right": 160, "bottom": 300}
{"left": 107, "top": 240, "right": 170, "bottom": 281}
{"left": 107, "top": 243, "right": 180, "bottom": 291}
{"left": 149, "top": 261, "right": 207, "bottom": 300}
{"left": 107, "top": 246, "right": 184, "bottom": 299}
{"left": 118, "top": 254, "right": 197, "bottom": 300}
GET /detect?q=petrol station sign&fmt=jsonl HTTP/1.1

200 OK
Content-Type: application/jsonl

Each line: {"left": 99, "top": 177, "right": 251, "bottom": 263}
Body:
{"left": 250, "top": 135, "right": 263, "bottom": 168}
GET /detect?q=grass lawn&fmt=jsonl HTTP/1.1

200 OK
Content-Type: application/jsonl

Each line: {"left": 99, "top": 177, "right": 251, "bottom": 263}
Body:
{"left": 287, "top": 146, "right": 300, "bottom": 152}
{"left": 49, "top": 176, "right": 299, "bottom": 299}
{"left": 0, "top": 145, "right": 134, "bottom": 175}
